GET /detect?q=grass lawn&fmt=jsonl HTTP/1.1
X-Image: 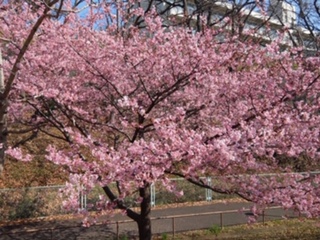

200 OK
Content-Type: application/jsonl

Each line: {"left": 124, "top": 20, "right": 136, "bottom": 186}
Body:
{"left": 154, "top": 218, "right": 320, "bottom": 240}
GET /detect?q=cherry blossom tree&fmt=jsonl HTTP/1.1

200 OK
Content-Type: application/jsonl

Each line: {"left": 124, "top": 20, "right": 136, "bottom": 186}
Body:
{"left": 1, "top": 0, "right": 320, "bottom": 239}
{"left": 0, "top": 0, "right": 64, "bottom": 172}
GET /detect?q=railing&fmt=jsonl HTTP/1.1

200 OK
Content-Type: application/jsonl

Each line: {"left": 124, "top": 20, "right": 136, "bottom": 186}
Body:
{"left": 0, "top": 206, "right": 293, "bottom": 240}
{"left": 0, "top": 178, "right": 222, "bottom": 221}
{"left": 0, "top": 185, "right": 67, "bottom": 221}
{"left": 1, "top": 172, "right": 318, "bottom": 221}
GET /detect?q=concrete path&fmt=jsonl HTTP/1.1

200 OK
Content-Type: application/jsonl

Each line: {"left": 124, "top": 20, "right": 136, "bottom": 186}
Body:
{"left": 0, "top": 201, "right": 297, "bottom": 240}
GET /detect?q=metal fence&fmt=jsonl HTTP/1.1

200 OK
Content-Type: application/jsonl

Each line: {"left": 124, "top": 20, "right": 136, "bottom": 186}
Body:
{"left": 0, "top": 185, "right": 66, "bottom": 221}
{"left": 0, "top": 206, "right": 298, "bottom": 240}
{"left": 0, "top": 178, "right": 233, "bottom": 221}
{"left": 2, "top": 171, "right": 319, "bottom": 221}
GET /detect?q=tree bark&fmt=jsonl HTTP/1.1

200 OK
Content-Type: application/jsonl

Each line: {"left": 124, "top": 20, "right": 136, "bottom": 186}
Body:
{"left": 0, "top": 48, "right": 6, "bottom": 173}
{"left": 102, "top": 184, "right": 152, "bottom": 240}
{"left": 137, "top": 216, "right": 152, "bottom": 240}
{"left": 137, "top": 186, "right": 152, "bottom": 240}
{"left": 0, "top": 1, "right": 58, "bottom": 174}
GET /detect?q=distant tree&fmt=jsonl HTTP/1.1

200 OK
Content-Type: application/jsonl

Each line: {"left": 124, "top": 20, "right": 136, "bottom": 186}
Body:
{"left": 1, "top": 1, "right": 320, "bottom": 240}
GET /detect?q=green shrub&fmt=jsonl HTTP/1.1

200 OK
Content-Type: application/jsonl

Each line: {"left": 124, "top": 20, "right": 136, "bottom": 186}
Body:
{"left": 9, "top": 195, "right": 40, "bottom": 220}
{"left": 207, "top": 224, "right": 222, "bottom": 236}
{"left": 161, "top": 233, "right": 168, "bottom": 240}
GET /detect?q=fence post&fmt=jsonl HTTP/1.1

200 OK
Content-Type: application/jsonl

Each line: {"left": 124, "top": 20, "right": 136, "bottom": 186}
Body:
{"left": 79, "top": 185, "right": 83, "bottom": 210}
{"left": 84, "top": 193, "right": 87, "bottom": 209}
{"left": 206, "top": 177, "right": 212, "bottom": 201}
{"left": 79, "top": 185, "right": 87, "bottom": 210}
{"left": 151, "top": 183, "right": 156, "bottom": 207}
{"left": 116, "top": 221, "right": 119, "bottom": 240}
{"left": 172, "top": 217, "right": 175, "bottom": 238}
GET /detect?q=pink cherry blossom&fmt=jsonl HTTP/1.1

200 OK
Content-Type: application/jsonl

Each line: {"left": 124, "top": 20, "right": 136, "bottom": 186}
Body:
{"left": 0, "top": 1, "right": 319, "bottom": 239}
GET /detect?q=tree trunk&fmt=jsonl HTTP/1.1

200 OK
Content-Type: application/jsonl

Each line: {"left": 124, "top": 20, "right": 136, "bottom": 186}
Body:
{"left": 0, "top": 48, "right": 7, "bottom": 174}
{"left": 137, "top": 185, "right": 152, "bottom": 240}
{"left": 0, "top": 99, "right": 7, "bottom": 174}
{"left": 137, "top": 215, "right": 152, "bottom": 240}
{"left": 0, "top": 2, "right": 58, "bottom": 174}
{"left": 103, "top": 184, "right": 152, "bottom": 240}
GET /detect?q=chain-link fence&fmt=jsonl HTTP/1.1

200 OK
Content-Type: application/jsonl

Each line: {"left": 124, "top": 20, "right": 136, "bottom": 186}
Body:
{"left": 0, "top": 178, "right": 234, "bottom": 221}
{"left": 151, "top": 177, "right": 233, "bottom": 206}
{"left": 0, "top": 185, "right": 66, "bottom": 221}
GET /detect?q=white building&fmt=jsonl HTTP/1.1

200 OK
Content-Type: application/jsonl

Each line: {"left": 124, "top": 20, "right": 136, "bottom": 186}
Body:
{"left": 150, "top": 0, "right": 318, "bottom": 53}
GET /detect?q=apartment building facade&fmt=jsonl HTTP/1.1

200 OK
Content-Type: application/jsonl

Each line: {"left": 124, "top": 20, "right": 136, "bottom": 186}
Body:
{"left": 143, "top": 0, "right": 318, "bottom": 54}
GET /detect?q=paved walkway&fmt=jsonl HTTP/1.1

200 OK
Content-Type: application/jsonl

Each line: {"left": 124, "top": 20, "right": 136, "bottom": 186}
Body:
{"left": 0, "top": 201, "right": 297, "bottom": 240}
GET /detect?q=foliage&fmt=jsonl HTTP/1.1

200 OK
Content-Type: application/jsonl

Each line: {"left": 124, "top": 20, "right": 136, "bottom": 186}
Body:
{"left": 275, "top": 153, "right": 319, "bottom": 172}
{"left": 119, "top": 234, "right": 129, "bottom": 240}
{"left": 0, "top": 129, "right": 68, "bottom": 188}
{"left": 207, "top": 224, "right": 222, "bottom": 236}
{"left": 0, "top": 186, "right": 66, "bottom": 221}
{"left": 8, "top": 194, "right": 40, "bottom": 220}
{"left": 0, "top": 0, "right": 320, "bottom": 239}
{"left": 161, "top": 233, "right": 168, "bottom": 240}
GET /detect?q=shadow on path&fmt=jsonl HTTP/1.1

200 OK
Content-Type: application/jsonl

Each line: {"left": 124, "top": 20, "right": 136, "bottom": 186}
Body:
{"left": 0, "top": 201, "right": 298, "bottom": 240}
